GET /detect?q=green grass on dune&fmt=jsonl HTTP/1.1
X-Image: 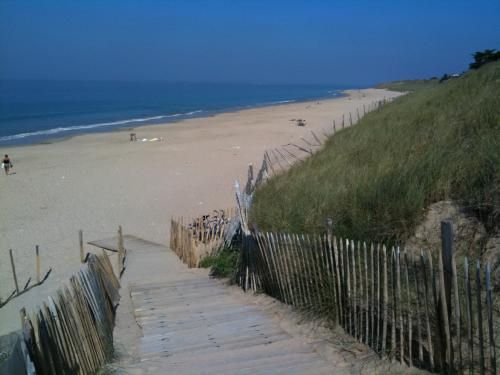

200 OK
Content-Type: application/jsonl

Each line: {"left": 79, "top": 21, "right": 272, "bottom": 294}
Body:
{"left": 376, "top": 78, "right": 439, "bottom": 92}
{"left": 250, "top": 62, "right": 500, "bottom": 243}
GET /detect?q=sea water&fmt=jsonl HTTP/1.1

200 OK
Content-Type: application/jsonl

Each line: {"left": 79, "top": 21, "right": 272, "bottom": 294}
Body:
{"left": 0, "top": 80, "right": 348, "bottom": 146}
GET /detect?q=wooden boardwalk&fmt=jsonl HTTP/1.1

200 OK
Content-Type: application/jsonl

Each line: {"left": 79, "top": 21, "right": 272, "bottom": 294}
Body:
{"left": 109, "top": 236, "right": 335, "bottom": 374}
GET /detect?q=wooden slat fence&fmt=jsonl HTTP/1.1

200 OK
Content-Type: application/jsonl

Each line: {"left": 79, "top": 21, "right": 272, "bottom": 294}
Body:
{"left": 1, "top": 251, "right": 120, "bottom": 375}
{"left": 237, "top": 227, "right": 498, "bottom": 373}
{"left": 264, "top": 98, "right": 395, "bottom": 177}
{"left": 170, "top": 208, "right": 238, "bottom": 268}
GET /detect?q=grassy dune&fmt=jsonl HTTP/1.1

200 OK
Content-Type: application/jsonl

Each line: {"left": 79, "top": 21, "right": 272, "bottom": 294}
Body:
{"left": 376, "top": 78, "right": 439, "bottom": 92}
{"left": 251, "top": 62, "right": 500, "bottom": 243}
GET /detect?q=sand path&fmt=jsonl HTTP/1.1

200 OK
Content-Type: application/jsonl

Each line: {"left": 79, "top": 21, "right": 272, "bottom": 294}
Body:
{"left": 0, "top": 89, "right": 402, "bottom": 336}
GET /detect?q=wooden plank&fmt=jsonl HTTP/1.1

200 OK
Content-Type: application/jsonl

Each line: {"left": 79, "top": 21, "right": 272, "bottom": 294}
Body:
{"left": 485, "top": 263, "right": 496, "bottom": 374}
{"left": 324, "top": 234, "right": 335, "bottom": 307}
{"left": 337, "top": 237, "right": 346, "bottom": 328}
{"left": 451, "top": 242, "right": 462, "bottom": 370}
{"left": 345, "top": 239, "right": 352, "bottom": 335}
{"left": 35, "top": 245, "right": 41, "bottom": 283}
{"left": 267, "top": 233, "right": 287, "bottom": 303}
{"left": 254, "top": 233, "right": 274, "bottom": 297}
{"left": 370, "top": 243, "right": 376, "bottom": 348}
{"left": 324, "top": 234, "right": 339, "bottom": 325}
{"left": 305, "top": 235, "right": 321, "bottom": 307}
{"left": 464, "top": 257, "right": 473, "bottom": 374}
{"left": 333, "top": 237, "right": 343, "bottom": 326}
{"left": 79, "top": 230, "right": 84, "bottom": 263}
{"left": 440, "top": 221, "right": 453, "bottom": 318}
{"left": 396, "top": 248, "right": 403, "bottom": 365}
{"left": 391, "top": 248, "right": 397, "bottom": 362}
{"left": 70, "top": 276, "right": 104, "bottom": 369}
{"left": 289, "top": 234, "right": 307, "bottom": 307}
{"left": 375, "top": 244, "right": 381, "bottom": 352}
{"left": 313, "top": 236, "right": 325, "bottom": 309}
{"left": 294, "top": 234, "right": 311, "bottom": 305}
{"left": 285, "top": 233, "right": 300, "bottom": 305}
{"left": 404, "top": 252, "right": 412, "bottom": 367}
{"left": 438, "top": 233, "right": 452, "bottom": 370}
{"left": 49, "top": 295, "right": 79, "bottom": 372}
{"left": 279, "top": 233, "right": 296, "bottom": 306}
{"left": 476, "top": 261, "right": 485, "bottom": 375}
{"left": 351, "top": 240, "right": 357, "bottom": 339}
{"left": 275, "top": 232, "right": 292, "bottom": 304}
{"left": 381, "top": 245, "right": 388, "bottom": 356}
{"left": 356, "top": 241, "right": 362, "bottom": 342}
{"left": 413, "top": 257, "right": 423, "bottom": 364}
{"left": 155, "top": 339, "right": 321, "bottom": 369}
{"left": 364, "top": 242, "right": 369, "bottom": 345}
{"left": 62, "top": 288, "right": 95, "bottom": 373}
{"left": 421, "top": 251, "right": 434, "bottom": 370}
{"left": 257, "top": 232, "right": 276, "bottom": 298}
{"left": 429, "top": 249, "right": 442, "bottom": 370}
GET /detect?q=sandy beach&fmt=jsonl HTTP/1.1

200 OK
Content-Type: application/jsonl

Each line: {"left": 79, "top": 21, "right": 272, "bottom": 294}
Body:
{"left": 0, "top": 88, "right": 401, "bottom": 336}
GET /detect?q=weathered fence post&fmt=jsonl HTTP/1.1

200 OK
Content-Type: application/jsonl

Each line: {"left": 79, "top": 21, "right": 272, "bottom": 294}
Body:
{"left": 79, "top": 229, "right": 84, "bottom": 263}
{"left": 451, "top": 238, "right": 462, "bottom": 370}
{"left": 391, "top": 248, "right": 397, "bottom": 362}
{"left": 476, "top": 261, "right": 485, "bottom": 374}
{"left": 36, "top": 245, "right": 41, "bottom": 283}
{"left": 9, "top": 249, "right": 19, "bottom": 294}
{"left": 364, "top": 242, "right": 369, "bottom": 345}
{"left": 245, "top": 164, "right": 254, "bottom": 195}
{"left": 440, "top": 220, "right": 453, "bottom": 318}
{"left": 440, "top": 220, "right": 453, "bottom": 370}
{"left": 381, "top": 245, "right": 388, "bottom": 356}
{"left": 464, "top": 257, "right": 474, "bottom": 374}
{"left": 396, "top": 248, "right": 403, "bottom": 365}
{"left": 485, "top": 264, "right": 496, "bottom": 374}
{"left": 118, "top": 225, "right": 124, "bottom": 275}
{"left": 404, "top": 252, "right": 412, "bottom": 367}
{"left": 413, "top": 258, "right": 423, "bottom": 364}
{"left": 421, "top": 251, "right": 434, "bottom": 370}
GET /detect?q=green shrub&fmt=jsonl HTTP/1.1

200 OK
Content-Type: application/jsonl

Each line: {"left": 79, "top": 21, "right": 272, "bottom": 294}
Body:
{"left": 199, "top": 246, "right": 239, "bottom": 278}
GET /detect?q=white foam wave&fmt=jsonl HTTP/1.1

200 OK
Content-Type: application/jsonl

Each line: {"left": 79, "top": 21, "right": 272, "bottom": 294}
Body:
{"left": 269, "top": 100, "right": 295, "bottom": 105}
{"left": 0, "top": 110, "right": 204, "bottom": 142}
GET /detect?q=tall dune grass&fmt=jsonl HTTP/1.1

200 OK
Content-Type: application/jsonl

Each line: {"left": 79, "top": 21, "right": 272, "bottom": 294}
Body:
{"left": 250, "top": 62, "right": 500, "bottom": 243}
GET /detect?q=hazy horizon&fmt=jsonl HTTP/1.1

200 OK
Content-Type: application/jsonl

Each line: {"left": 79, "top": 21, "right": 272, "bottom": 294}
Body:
{"left": 1, "top": 1, "right": 499, "bottom": 85}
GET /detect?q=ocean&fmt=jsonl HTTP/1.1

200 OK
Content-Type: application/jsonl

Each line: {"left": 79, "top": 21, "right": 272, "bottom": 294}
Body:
{"left": 0, "top": 80, "right": 347, "bottom": 146}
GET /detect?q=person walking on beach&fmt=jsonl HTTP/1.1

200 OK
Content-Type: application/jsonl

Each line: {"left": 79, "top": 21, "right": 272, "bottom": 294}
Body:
{"left": 2, "top": 154, "right": 12, "bottom": 175}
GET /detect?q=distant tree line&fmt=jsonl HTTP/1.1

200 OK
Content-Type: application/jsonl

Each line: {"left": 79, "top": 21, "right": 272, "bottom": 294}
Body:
{"left": 469, "top": 49, "right": 500, "bottom": 70}
{"left": 439, "top": 48, "right": 500, "bottom": 83}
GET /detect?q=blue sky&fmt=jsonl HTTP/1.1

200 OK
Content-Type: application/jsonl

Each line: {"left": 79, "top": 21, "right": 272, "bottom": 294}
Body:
{"left": 1, "top": 0, "right": 499, "bottom": 85}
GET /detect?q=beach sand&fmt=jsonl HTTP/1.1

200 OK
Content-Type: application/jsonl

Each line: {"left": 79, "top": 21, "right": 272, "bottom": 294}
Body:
{"left": 0, "top": 88, "right": 401, "bottom": 336}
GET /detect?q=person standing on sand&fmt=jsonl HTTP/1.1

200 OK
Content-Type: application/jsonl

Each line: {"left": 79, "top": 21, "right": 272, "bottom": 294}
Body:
{"left": 2, "top": 154, "right": 12, "bottom": 175}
